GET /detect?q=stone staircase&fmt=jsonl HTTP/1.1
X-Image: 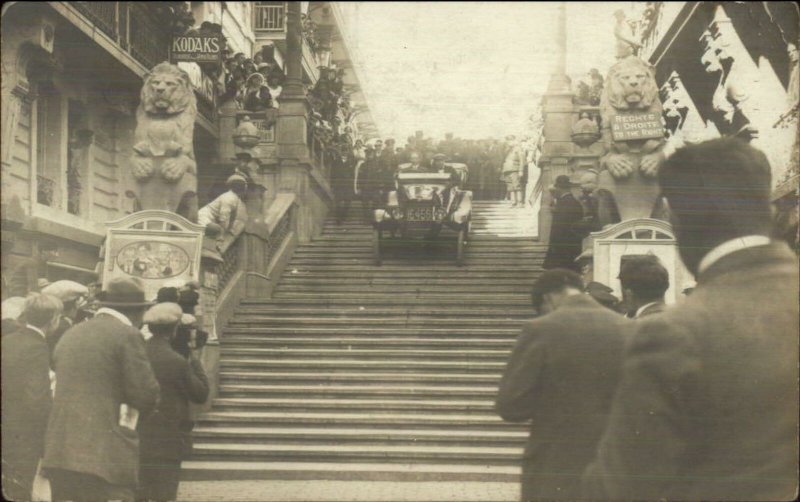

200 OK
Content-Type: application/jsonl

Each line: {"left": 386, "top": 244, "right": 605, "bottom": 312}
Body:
{"left": 183, "top": 200, "right": 543, "bottom": 483}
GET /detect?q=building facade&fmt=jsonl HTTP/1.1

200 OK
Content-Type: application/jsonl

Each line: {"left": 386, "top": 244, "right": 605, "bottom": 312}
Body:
{"left": 1, "top": 1, "right": 377, "bottom": 299}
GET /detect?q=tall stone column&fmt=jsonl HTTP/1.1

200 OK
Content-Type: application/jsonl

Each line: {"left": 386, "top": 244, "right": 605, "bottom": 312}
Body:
{"left": 277, "top": 1, "right": 317, "bottom": 242}
{"left": 538, "top": 1, "right": 574, "bottom": 244}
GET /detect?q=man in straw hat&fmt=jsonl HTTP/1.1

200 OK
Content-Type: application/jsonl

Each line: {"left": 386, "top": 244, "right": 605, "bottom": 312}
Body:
{"left": 2, "top": 293, "right": 63, "bottom": 501}
{"left": 138, "top": 303, "right": 208, "bottom": 501}
{"left": 42, "top": 277, "right": 159, "bottom": 501}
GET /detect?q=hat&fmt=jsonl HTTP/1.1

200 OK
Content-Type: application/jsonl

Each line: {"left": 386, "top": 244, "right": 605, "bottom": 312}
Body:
{"left": 233, "top": 151, "right": 254, "bottom": 161}
{"left": 246, "top": 72, "right": 265, "bottom": 85}
{"left": 143, "top": 302, "right": 183, "bottom": 326}
{"left": 433, "top": 153, "right": 447, "bottom": 161}
{"left": 257, "top": 62, "right": 270, "bottom": 71}
{"left": 226, "top": 174, "right": 248, "bottom": 186}
{"left": 574, "top": 248, "right": 594, "bottom": 263}
{"left": 155, "top": 287, "right": 180, "bottom": 303}
{"left": 97, "top": 277, "right": 152, "bottom": 308}
{"left": 553, "top": 175, "right": 573, "bottom": 189}
{"left": 37, "top": 278, "right": 51, "bottom": 290}
{"left": 2, "top": 296, "right": 26, "bottom": 320}
{"left": 42, "top": 280, "right": 89, "bottom": 304}
{"left": 180, "top": 313, "right": 197, "bottom": 326}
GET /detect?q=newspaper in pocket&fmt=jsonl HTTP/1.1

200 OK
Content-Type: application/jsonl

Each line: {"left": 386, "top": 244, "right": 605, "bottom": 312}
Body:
{"left": 119, "top": 404, "right": 139, "bottom": 430}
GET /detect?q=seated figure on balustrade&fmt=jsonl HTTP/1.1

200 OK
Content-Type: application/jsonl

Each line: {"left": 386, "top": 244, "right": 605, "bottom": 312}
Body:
{"left": 197, "top": 174, "right": 249, "bottom": 241}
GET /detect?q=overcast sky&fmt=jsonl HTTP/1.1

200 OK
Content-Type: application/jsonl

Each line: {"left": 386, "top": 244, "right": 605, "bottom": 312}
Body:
{"left": 338, "top": 2, "right": 629, "bottom": 142}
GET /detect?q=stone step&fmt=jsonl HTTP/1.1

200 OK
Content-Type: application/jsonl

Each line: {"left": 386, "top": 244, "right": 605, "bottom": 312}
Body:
{"left": 196, "top": 410, "right": 514, "bottom": 429}
{"left": 305, "top": 239, "right": 543, "bottom": 248}
{"left": 219, "top": 371, "right": 501, "bottom": 386}
{"left": 278, "top": 272, "right": 540, "bottom": 281}
{"left": 280, "top": 264, "right": 542, "bottom": 273}
{"left": 222, "top": 326, "right": 520, "bottom": 337}
{"left": 243, "top": 296, "right": 531, "bottom": 307}
{"left": 275, "top": 284, "right": 533, "bottom": 294}
{"left": 219, "top": 358, "right": 506, "bottom": 374}
{"left": 191, "top": 426, "right": 527, "bottom": 446}
{"left": 220, "top": 347, "right": 510, "bottom": 360}
{"left": 292, "top": 248, "right": 545, "bottom": 256}
{"left": 210, "top": 397, "right": 497, "bottom": 414}
{"left": 190, "top": 442, "right": 523, "bottom": 465}
{"left": 269, "top": 293, "right": 531, "bottom": 305}
{"left": 180, "top": 460, "right": 521, "bottom": 482}
{"left": 216, "top": 383, "right": 503, "bottom": 399}
{"left": 227, "top": 316, "right": 526, "bottom": 327}
{"left": 231, "top": 306, "right": 532, "bottom": 317}
{"left": 219, "top": 336, "right": 518, "bottom": 350}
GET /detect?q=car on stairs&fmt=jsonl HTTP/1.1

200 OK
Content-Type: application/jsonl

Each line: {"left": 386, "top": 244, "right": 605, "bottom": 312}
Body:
{"left": 371, "top": 169, "right": 472, "bottom": 266}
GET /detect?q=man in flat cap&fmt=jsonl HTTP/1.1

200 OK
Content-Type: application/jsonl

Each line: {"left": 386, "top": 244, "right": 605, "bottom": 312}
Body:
{"left": 41, "top": 280, "right": 89, "bottom": 363}
{"left": 138, "top": 303, "right": 209, "bottom": 502}
{"left": 197, "top": 173, "right": 249, "bottom": 239}
{"left": 543, "top": 175, "right": 585, "bottom": 271}
{"left": 42, "top": 277, "right": 160, "bottom": 501}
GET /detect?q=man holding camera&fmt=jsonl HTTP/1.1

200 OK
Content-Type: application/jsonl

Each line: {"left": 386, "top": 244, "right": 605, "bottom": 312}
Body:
{"left": 138, "top": 302, "right": 209, "bottom": 501}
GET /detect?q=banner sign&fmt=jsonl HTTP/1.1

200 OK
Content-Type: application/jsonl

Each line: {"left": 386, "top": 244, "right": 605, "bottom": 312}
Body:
{"left": 611, "top": 112, "right": 664, "bottom": 141}
{"left": 103, "top": 211, "right": 204, "bottom": 301}
{"left": 170, "top": 34, "right": 221, "bottom": 64}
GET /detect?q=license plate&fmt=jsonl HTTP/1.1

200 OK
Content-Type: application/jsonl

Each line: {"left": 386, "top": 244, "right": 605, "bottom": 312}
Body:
{"left": 407, "top": 207, "right": 434, "bottom": 221}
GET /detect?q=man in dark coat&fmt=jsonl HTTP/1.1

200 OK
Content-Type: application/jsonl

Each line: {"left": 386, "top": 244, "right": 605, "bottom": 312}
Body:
{"left": 42, "top": 277, "right": 160, "bottom": 501}
{"left": 617, "top": 255, "right": 669, "bottom": 319}
{"left": 543, "top": 175, "right": 584, "bottom": 271}
{"left": 582, "top": 138, "right": 799, "bottom": 501}
{"left": 496, "top": 269, "right": 630, "bottom": 501}
{"left": 138, "top": 303, "right": 209, "bottom": 501}
{"left": 2, "top": 293, "right": 63, "bottom": 501}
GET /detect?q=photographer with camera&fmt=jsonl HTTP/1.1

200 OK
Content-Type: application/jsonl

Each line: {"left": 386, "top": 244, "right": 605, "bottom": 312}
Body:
{"left": 137, "top": 302, "right": 209, "bottom": 501}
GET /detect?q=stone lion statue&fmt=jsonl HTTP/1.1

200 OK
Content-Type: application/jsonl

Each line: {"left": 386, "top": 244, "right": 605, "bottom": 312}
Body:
{"left": 131, "top": 62, "right": 198, "bottom": 218}
{"left": 597, "top": 56, "right": 668, "bottom": 224}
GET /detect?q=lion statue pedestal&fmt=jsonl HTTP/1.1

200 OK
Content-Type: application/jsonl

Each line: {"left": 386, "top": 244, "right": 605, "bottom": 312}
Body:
{"left": 131, "top": 62, "right": 198, "bottom": 220}
{"left": 597, "top": 56, "right": 667, "bottom": 226}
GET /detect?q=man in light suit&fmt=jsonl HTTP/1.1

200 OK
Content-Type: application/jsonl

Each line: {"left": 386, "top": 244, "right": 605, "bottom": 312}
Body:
{"left": 42, "top": 277, "right": 160, "bottom": 501}
{"left": 496, "top": 269, "right": 629, "bottom": 501}
{"left": 2, "top": 293, "right": 63, "bottom": 501}
{"left": 583, "top": 138, "right": 799, "bottom": 500}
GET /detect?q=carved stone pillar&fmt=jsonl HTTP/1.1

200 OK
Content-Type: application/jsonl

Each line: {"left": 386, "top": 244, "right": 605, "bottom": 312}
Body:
{"left": 538, "top": 1, "right": 574, "bottom": 244}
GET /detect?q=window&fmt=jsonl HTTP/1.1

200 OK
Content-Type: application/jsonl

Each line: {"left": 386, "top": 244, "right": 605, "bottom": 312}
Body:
{"left": 35, "top": 82, "right": 62, "bottom": 208}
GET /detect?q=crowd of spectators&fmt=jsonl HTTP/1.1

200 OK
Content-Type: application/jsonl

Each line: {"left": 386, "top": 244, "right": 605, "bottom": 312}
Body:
{"left": 496, "top": 138, "right": 798, "bottom": 501}
{"left": 330, "top": 130, "right": 543, "bottom": 220}
{"left": 2, "top": 273, "right": 210, "bottom": 501}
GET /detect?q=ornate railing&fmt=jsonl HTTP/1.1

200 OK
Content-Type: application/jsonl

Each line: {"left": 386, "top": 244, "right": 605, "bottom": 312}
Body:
{"left": 71, "top": 2, "right": 170, "bottom": 70}
{"left": 266, "top": 203, "right": 295, "bottom": 265}
{"left": 254, "top": 2, "right": 286, "bottom": 32}
{"left": 215, "top": 233, "right": 242, "bottom": 293}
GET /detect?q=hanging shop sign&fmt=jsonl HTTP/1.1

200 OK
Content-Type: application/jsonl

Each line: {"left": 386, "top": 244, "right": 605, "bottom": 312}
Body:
{"left": 170, "top": 34, "right": 222, "bottom": 64}
{"left": 610, "top": 112, "right": 664, "bottom": 142}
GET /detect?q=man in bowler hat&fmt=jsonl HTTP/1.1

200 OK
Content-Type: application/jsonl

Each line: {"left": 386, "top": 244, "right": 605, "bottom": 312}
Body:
{"left": 543, "top": 175, "right": 585, "bottom": 271}
{"left": 42, "top": 277, "right": 160, "bottom": 501}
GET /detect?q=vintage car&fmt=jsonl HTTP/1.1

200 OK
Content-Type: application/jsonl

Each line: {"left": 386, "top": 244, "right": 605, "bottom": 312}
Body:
{"left": 372, "top": 166, "right": 472, "bottom": 266}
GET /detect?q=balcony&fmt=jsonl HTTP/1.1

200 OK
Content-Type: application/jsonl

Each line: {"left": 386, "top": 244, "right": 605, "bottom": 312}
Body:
{"left": 254, "top": 2, "right": 286, "bottom": 33}
{"left": 70, "top": 2, "right": 170, "bottom": 70}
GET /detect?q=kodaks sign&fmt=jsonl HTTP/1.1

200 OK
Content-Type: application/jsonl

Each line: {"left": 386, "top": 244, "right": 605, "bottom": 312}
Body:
{"left": 170, "top": 34, "right": 221, "bottom": 63}
{"left": 611, "top": 112, "right": 665, "bottom": 142}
